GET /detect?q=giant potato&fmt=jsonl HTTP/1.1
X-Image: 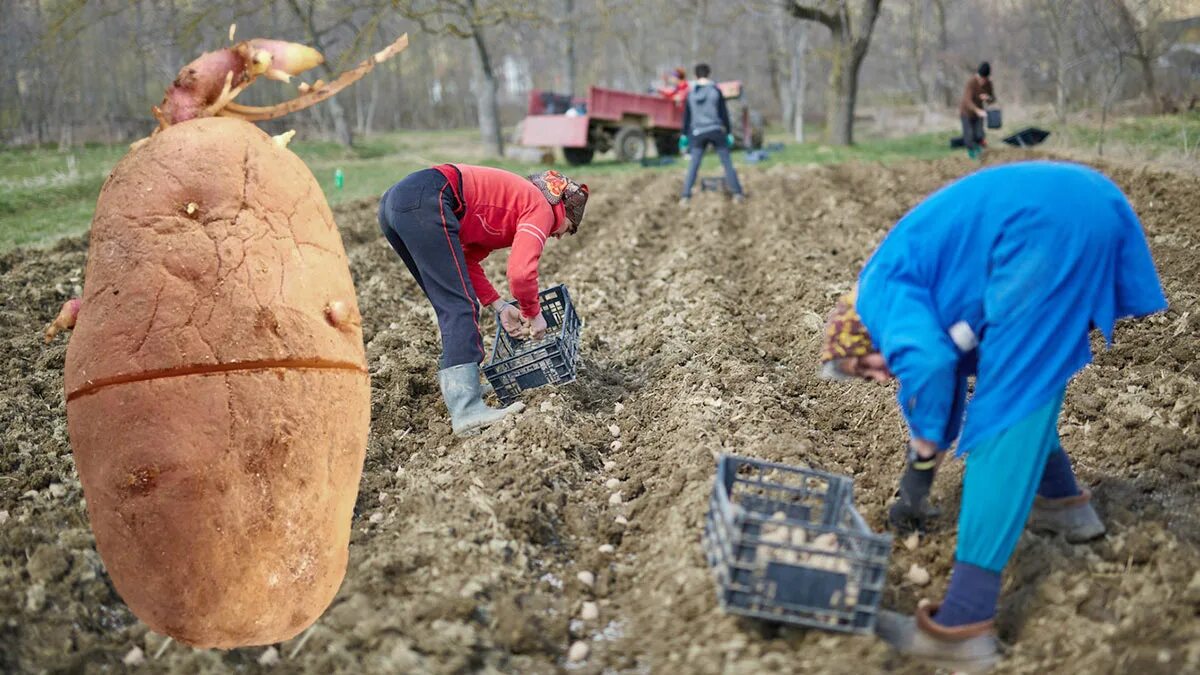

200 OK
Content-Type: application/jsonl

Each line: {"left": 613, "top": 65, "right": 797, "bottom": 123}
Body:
{"left": 64, "top": 117, "right": 370, "bottom": 649}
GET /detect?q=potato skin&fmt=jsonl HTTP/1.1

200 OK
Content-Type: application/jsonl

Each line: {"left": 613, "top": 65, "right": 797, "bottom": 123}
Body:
{"left": 65, "top": 118, "right": 370, "bottom": 648}
{"left": 69, "top": 369, "right": 369, "bottom": 648}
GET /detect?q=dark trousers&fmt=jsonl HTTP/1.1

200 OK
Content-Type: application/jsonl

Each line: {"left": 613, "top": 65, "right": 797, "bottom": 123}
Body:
{"left": 961, "top": 115, "right": 985, "bottom": 151}
{"left": 378, "top": 169, "right": 485, "bottom": 367}
{"left": 682, "top": 130, "right": 744, "bottom": 197}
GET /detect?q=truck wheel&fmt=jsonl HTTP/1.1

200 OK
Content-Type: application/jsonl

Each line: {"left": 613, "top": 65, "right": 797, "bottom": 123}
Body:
{"left": 614, "top": 126, "right": 647, "bottom": 162}
{"left": 654, "top": 133, "right": 681, "bottom": 157}
{"left": 563, "top": 147, "right": 595, "bottom": 165}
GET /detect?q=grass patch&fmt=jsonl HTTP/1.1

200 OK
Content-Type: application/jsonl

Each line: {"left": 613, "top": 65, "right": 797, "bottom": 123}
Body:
{"left": 1046, "top": 111, "right": 1200, "bottom": 160}
{"left": 17, "top": 114, "right": 1198, "bottom": 252}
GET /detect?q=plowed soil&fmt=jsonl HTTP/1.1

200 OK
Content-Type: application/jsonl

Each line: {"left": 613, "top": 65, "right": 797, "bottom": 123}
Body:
{"left": 3, "top": 151, "right": 1199, "bottom": 674}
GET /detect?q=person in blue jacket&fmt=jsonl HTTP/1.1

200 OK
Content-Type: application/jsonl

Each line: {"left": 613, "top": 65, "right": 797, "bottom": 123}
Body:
{"left": 819, "top": 161, "right": 1167, "bottom": 671}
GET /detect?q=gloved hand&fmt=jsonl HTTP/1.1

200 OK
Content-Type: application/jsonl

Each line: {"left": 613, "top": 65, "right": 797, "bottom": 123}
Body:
{"left": 726, "top": 133, "right": 735, "bottom": 148}
{"left": 679, "top": 135, "right": 689, "bottom": 152}
{"left": 888, "top": 442, "right": 940, "bottom": 534}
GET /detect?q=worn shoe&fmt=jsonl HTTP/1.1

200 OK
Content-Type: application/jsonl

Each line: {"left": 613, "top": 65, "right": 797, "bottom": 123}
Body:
{"left": 679, "top": 196, "right": 691, "bottom": 207}
{"left": 875, "top": 602, "right": 1001, "bottom": 673}
{"left": 1028, "top": 488, "right": 1106, "bottom": 543}
{"left": 438, "top": 363, "right": 524, "bottom": 436}
{"left": 732, "top": 193, "right": 746, "bottom": 204}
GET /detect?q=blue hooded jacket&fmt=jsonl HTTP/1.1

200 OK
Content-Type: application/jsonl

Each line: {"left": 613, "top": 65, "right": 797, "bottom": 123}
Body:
{"left": 856, "top": 161, "right": 1167, "bottom": 454}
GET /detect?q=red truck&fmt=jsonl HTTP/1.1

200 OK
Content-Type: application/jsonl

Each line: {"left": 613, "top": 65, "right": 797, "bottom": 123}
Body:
{"left": 519, "top": 83, "right": 763, "bottom": 165}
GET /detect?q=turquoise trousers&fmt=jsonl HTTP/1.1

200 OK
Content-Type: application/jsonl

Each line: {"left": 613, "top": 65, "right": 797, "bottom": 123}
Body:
{"left": 957, "top": 389, "right": 1066, "bottom": 572}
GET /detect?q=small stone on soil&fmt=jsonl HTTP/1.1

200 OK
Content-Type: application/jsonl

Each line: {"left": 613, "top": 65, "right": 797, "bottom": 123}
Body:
{"left": 369, "top": 511, "right": 384, "bottom": 524}
{"left": 258, "top": 646, "right": 280, "bottom": 666}
{"left": 614, "top": 402, "right": 624, "bottom": 413}
{"left": 48, "top": 483, "right": 66, "bottom": 498}
{"left": 0, "top": 510, "right": 8, "bottom": 526}
{"left": 608, "top": 492, "right": 623, "bottom": 505}
{"left": 123, "top": 646, "right": 145, "bottom": 666}
{"left": 608, "top": 424, "right": 620, "bottom": 438}
{"left": 615, "top": 516, "right": 629, "bottom": 525}
{"left": 567, "top": 640, "right": 590, "bottom": 662}
{"left": 903, "top": 533, "right": 920, "bottom": 551}
{"left": 603, "top": 460, "right": 617, "bottom": 470}
{"left": 906, "top": 564, "right": 931, "bottom": 586}
{"left": 598, "top": 544, "right": 615, "bottom": 554}
{"left": 577, "top": 571, "right": 595, "bottom": 587}
{"left": 581, "top": 601, "right": 600, "bottom": 621}
{"left": 610, "top": 441, "right": 622, "bottom": 451}
{"left": 605, "top": 477, "right": 620, "bottom": 489}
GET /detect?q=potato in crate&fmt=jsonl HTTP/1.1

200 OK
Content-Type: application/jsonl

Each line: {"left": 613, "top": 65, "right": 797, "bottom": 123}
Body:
{"left": 703, "top": 454, "right": 892, "bottom": 634}
{"left": 483, "top": 285, "right": 582, "bottom": 404}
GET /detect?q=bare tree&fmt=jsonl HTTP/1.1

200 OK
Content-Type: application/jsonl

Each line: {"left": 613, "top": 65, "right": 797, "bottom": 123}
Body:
{"left": 394, "top": 0, "right": 539, "bottom": 157}
{"left": 786, "top": 0, "right": 885, "bottom": 145}
{"left": 285, "top": 0, "right": 363, "bottom": 147}
{"left": 1108, "top": 0, "right": 1180, "bottom": 112}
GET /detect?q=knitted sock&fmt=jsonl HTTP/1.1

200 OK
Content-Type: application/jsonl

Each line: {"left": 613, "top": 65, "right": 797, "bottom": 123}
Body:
{"left": 1038, "top": 447, "right": 1081, "bottom": 499}
{"left": 932, "top": 561, "right": 1001, "bottom": 627}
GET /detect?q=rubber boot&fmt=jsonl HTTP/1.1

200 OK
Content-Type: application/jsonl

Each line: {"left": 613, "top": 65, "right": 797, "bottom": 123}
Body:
{"left": 1028, "top": 488, "right": 1106, "bottom": 543}
{"left": 438, "top": 363, "right": 524, "bottom": 436}
{"left": 875, "top": 602, "right": 1001, "bottom": 673}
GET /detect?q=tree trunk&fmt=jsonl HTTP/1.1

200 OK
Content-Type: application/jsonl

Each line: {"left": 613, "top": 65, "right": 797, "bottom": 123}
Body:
{"left": 472, "top": 29, "right": 504, "bottom": 157}
{"left": 932, "top": 0, "right": 953, "bottom": 107}
{"left": 827, "top": 40, "right": 866, "bottom": 146}
{"left": 563, "top": 0, "right": 577, "bottom": 95}
{"left": 792, "top": 0, "right": 882, "bottom": 146}
{"left": 908, "top": 0, "right": 928, "bottom": 107}
{"left": 791, "top": 23, "right": 809, "bottom": 143}
{"left": 772, "top": 6, "right": 793, "bottom": 133}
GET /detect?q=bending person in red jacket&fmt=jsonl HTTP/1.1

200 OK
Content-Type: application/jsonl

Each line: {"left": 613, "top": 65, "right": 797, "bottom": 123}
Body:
{"left": 378, "top": 165, "right": 589, "bottom": 435}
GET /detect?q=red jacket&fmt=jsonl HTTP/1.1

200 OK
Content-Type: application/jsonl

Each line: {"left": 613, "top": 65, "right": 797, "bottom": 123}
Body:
{"left": 435, "top": 164, "right": 563, "bottom": 318}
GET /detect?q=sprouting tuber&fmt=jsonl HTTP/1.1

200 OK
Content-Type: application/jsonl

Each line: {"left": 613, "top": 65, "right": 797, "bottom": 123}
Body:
{"left": 51, "top": 31, "right": 409, "bottom": 649}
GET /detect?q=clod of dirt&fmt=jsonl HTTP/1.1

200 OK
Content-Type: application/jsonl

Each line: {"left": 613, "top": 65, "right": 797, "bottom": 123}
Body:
{"left": 26, "top": 544, "right": 70, "bottom": 583}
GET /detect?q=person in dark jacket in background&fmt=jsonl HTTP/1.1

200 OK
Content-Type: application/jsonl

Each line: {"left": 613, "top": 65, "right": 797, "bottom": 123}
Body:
{"left": 960, "top": 62, "right": 995, "bottom": 160}
{"left": 679, "top": 63, "right": 744, "bottom": 206}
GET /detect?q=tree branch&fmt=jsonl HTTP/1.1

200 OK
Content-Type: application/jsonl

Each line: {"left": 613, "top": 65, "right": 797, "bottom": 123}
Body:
{"left": 787, "top": 1, "right": 841, "bottom": 31}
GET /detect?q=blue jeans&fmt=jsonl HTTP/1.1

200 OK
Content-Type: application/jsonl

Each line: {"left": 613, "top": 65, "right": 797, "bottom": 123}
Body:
{"left": 379, "top": 169, "right": 486, "bottom": 368}
{"left": 681, "top": 131, "right": 743, "bottom": 198}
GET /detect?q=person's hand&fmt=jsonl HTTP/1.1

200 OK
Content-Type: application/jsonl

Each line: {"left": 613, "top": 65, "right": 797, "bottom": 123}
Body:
{"left": 494, "top": 302, "right": 524, "bottom": 335}
{"left": 977, "top": 109, "right": 988, "bottom": 119}
{"left": 836, "top": 353, "right": 893, "bottom": 382}
{"left": 726, "top": 133, "right": 735, "bottom": 148}
{"left": 523, "top": 312, "right": 549, "bottom": 340}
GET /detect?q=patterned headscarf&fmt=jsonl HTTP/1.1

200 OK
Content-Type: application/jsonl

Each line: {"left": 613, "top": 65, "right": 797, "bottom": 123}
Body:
{"left": 529, "top": 170, "right": 589, "bottom": 233}
{"left": 819, "top": 290, "right": 877, "bottom": 363}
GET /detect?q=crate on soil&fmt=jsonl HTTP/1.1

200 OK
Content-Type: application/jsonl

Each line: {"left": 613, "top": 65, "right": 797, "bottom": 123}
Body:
{"left": 484, "top": 285, "right": 582, "bottom": 404}
{"left": 703, "top": 454, "right": 892, "bottom": 635}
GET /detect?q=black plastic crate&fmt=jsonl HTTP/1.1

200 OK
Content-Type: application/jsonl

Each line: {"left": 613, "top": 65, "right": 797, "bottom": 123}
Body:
{"left": 483, "top": 285, "right": 582, "bottom": 405}
{"left": 703, "top": 454, "right": 892, "bottom": 635}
